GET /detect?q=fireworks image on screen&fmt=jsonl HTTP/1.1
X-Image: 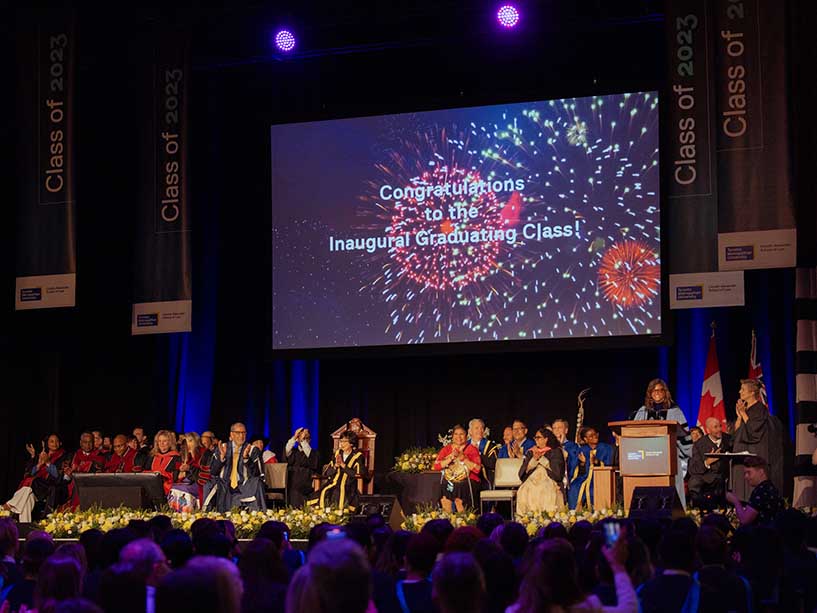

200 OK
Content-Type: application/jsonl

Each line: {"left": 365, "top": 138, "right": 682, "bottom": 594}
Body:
{"left": 355, "top": 126, "right": 527, "bottom": 343}
{"left": 597, "top": 240, "right": 661, "bottom": 308}
{"left": 350, "top": 93, "right": 661, "bottom": 344}
{"left": 380, "top": 165, "right": 505, "bottom": 292}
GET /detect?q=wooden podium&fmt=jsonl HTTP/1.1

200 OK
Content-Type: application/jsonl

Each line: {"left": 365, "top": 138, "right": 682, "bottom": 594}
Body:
{"left": 592, "top": 466, "right": 616, "bottom": 510}
{"left": 608, "top": 420, "right": 678, "bottom": 514}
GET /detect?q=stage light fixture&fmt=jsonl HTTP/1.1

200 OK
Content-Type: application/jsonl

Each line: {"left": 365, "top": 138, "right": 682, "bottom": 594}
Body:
{"left": 274, "top": 29, "right": 296, "bottom": 52}
{"left": 496, "top": 4, "right": 520, "bottom": 28}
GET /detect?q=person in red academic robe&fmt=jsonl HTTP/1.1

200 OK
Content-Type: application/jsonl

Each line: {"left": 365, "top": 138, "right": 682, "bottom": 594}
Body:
{"left": 68, "top": 432, "right": 107, "bottom": 474}
{"left": 148, "top": 430, "right": 200, "bottom": 512}
{"left": 103, "top": 435, "right": 146, "bottom": 473}
{"left": 148, "top": 430, "right": 182, "bottom": 495}
{"left": 3, "top": 434, "right": 68, "bottom": 521}
{"left": 433, "top": 424, "right": 482, "bottom": 513}
{"left": 63, "top": 432, "right": 107, "bottom": 510}
{"left": 193, "top": 431, "right": 216, "bottom": 493}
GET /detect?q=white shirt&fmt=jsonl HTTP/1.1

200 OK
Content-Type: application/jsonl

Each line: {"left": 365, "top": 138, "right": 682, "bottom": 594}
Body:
{"left": 286, "top": 438, "right": 312, "bottom": 457}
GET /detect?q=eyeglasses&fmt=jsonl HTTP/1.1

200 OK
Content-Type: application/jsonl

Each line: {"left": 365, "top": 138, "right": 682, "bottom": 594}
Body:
{"left": 231, "top": 430, "right": 247, "bottom": 435}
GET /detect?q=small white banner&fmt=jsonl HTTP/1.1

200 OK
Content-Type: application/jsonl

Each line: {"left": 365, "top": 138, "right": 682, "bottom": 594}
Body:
{"left": 669, "top": 271, "right": 744, "bottom": 310}
{"left": 131, "top": 299, "right": 192, "bottom": 335}
{"left": 15, "top": 273, "right": 76, "bottom": 310}
{"left": 718, "top": 228, "right": 796, "bottom": 271}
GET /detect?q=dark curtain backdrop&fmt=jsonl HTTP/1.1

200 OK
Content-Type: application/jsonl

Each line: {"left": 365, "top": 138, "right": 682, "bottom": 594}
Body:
{"left": 0, "top": 3, "right": 810, "bottom": 500}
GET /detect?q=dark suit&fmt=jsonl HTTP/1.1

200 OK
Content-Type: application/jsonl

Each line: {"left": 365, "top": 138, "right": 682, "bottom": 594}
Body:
{"left": 687, "top": 433, "right": 731, "bottom": 508}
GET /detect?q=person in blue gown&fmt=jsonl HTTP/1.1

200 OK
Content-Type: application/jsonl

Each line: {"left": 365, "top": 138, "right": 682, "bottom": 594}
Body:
{"left": 631, "top": 378, "right": 692, "bottom": 508}
{"left": 567, "top": 427, "right": 615, "bottom": 510}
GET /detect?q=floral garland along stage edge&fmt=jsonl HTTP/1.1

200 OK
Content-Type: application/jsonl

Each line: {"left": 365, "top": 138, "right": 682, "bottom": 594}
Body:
{"left": 36, "top": 506, "right": 355, "bottom": 539}
{"left": 403, "top": 505, "right": 750, "bottom": 534}
{"left": 30, "top": 505, "right": 816, "bottom": 539}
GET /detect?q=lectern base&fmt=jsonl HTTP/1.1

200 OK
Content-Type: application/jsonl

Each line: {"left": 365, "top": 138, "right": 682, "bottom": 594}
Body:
{"left": 623, "top": 476, "right": 673, "bottom": 514}
{"left": 628, "top": 485, "right": 684, "bottom": 520}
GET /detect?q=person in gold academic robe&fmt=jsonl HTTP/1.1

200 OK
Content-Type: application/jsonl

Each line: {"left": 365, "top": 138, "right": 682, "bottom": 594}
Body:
{"left": 309, "top": 430, "right": 365, "bottom": 510}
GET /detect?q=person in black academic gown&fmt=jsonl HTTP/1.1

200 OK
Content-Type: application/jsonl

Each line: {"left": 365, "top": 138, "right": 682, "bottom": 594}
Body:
{"left": 309, "top": 430, "right": 364, "bottom": 510}
{"left": 285, "top": 428, "right": 320, "bottom": 507}
{"left": 731, "top": 379, "right": 785, "bottom": 500}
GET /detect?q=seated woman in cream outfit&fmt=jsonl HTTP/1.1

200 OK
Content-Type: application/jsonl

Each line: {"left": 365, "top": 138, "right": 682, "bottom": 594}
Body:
{"left": 516, "top": 427, "right": 565, "bottom": 514}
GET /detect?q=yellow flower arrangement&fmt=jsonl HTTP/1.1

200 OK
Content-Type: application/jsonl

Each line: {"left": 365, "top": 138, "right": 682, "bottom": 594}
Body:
{"left": 401, "top": 505, "right": 478, "bottom": 532}
{"left": 393, "top": 447, "right": 439, "bottom": 474}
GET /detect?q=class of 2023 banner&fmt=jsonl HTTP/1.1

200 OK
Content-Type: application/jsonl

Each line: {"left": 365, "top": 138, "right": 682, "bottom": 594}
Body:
{"left": 132, "top": 30, "right": 192, "bottom": 335}
{"left": 15, "top": 17, "right": 77, "bottom": 310}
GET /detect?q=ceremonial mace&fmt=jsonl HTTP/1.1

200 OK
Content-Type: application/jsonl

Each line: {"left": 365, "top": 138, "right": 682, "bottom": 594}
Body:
{"left": 575, "top": 387, "right": 591, "bottom": 444}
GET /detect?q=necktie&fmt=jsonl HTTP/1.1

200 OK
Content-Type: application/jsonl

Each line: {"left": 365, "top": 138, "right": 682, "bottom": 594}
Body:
{"left": 230, "top": 447, "right": 239, "bottom": 488}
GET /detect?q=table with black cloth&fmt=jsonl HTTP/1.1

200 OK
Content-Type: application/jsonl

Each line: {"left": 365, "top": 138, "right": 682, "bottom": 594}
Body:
{"left": 386, "top": 470, "right": 442, "bottom": 514}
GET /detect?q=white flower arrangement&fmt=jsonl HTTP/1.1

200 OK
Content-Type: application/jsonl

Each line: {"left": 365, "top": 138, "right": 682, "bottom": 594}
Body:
{"left": 437, "top": 430, "right": 453, "bottom": 447}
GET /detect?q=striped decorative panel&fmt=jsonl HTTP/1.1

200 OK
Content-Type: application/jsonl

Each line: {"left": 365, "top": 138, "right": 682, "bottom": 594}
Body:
{"left": 794, "top": 268, "right": 817, "bottom": 507}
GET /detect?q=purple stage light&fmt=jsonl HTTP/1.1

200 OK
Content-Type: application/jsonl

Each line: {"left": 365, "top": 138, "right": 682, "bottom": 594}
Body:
{"left": 274, "top": 29, "right": 296, "bottom": 52}
{"left": 496, "top": 5, "right": 520, "bottom": 28}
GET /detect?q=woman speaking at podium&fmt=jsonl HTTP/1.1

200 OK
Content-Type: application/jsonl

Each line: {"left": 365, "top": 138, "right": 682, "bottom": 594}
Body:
{"left": 631, "top": 378, "right": 692, "bottom": 508}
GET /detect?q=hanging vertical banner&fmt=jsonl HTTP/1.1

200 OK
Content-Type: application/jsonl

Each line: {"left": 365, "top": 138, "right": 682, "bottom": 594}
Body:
{"left": 665, "top": 0, "right": 719, "bottom": 274}
{"left": 132, "top": 29, "right": 192, "bottom": 335}
{"left": 714, "top": 0, "right": 796, "bottom": 265}
{"left": 15, "top": 16, "right": 77, "bottom": 310}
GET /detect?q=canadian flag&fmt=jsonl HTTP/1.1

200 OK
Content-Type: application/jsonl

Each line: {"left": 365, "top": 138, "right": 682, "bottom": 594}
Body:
{"left": 748, "top": 329, "right": 769, "bottom": 405}
{"left": 696, "top": 327, "right": 727, "bottom": 433}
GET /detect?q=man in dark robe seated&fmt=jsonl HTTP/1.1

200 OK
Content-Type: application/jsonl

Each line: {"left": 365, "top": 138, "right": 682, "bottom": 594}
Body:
{"left": 203, "top": 422, "right": 266, "bottom": 512}
{"left": 687, "top": 417, "right": 732, "bottom": 509}
{"left": 308, "top": 430, "right": 364, "bottom": 510}
{"left": 285, "top": 427, "right": 320, "bottom": 507}
{"left": 103, "top": 434, "right": 147, "bottom": 473}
